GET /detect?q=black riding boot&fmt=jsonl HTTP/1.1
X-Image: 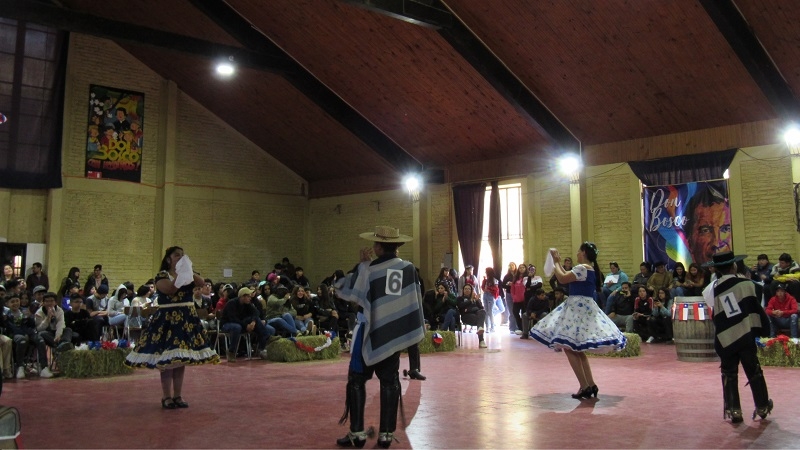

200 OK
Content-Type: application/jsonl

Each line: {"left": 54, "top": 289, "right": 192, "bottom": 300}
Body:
{"left": 337, "top": 373, "right": 368, "bottom": 447}
{"left": 746, "top": 366, "right": 773, "bottom": 420}
{"left": 377, "top": 376, "right": 401, "bottom": 448}
{"left": 722, "top": 373, "right": 742, "bottom": 423}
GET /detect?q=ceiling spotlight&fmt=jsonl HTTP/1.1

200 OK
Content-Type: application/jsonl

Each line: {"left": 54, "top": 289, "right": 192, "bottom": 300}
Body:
{"left": 404, "top": 174, "right": 420, "bottom": 193}
{"left": 215, "top": 56, "right": 236, "bottom": 77}
{"left": 557, "top": 154, "right": 581, "bottom": 177}
{"left": 784, "top": 124, "right": 800, "bottom": 155}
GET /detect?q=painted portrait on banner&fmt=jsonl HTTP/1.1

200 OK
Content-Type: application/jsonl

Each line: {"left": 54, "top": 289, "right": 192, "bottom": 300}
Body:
{"left": 85, "top": 85, "right": 143, "bottom": 182}
{"left": 643, "top": 180, "right": 731, "bottom": 268}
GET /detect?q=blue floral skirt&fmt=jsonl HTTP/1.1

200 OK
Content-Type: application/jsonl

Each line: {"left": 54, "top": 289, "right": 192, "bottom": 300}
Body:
{"left": 125, "top": 305, "right": 219, "bottom": 369}
{"left": 531, "top": 295, "right": 626, "bottom": 352}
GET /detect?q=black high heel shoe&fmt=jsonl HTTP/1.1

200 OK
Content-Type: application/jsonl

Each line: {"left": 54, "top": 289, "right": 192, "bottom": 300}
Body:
{"left": 571, "top": 386, "right": 590, "bottom": 399}
{"left": 587, "top": 385, "right": 598, "bottom": 398}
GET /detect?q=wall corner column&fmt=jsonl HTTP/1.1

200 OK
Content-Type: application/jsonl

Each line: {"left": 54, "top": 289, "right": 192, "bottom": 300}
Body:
{"left": 154, "top": 80, "right": 178, "bottom": 266}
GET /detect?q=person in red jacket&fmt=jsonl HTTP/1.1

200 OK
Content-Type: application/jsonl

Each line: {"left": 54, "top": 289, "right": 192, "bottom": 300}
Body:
{"left": 765, "top": 284, "right": 798, "bottom": 338}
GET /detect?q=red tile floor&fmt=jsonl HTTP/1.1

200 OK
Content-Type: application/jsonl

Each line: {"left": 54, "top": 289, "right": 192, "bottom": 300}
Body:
{"left": 3, "top": 327, "right": 799, "bottom": 449}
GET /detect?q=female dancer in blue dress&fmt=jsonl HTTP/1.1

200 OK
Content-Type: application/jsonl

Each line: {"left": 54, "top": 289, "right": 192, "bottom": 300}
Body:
{"left": 531, "top": 242, "right": 626, "bottom": 399}
{"left": 125, "top": 246, "right": 219, "bottom": 409}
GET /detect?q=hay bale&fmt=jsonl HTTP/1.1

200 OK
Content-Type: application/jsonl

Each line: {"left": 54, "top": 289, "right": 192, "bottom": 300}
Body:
{"left": 417, "top": 330, "right": 456, "bottom": 353}
{"left": 265, "top": 336, "right": 340, "bottom": 362}
{"left": 757, "top": 336, "right": 800, "bottom": 367}
{"left": 588, "top": 333, "right": 641, "bottom": 358}
{"left": 59, "top": 349, "right": 133, "bottom": 378}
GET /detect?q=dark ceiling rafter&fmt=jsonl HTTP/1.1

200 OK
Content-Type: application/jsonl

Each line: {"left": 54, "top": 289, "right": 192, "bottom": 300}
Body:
{"left": 189, "top": 0, "right": 431, "bottom": 178}
{"left": 699, "top": 0, "right": 800, "bottom": 120}
{"left": 0, "top": 0, "right": 296, "bottom": 74}
{"left": 341, "top": 0, "right": 581, "bottom": 152}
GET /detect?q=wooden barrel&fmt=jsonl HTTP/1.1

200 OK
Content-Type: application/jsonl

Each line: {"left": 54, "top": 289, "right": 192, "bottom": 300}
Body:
{"left": 672, "top": 296, "right": 719, "bottom": 362}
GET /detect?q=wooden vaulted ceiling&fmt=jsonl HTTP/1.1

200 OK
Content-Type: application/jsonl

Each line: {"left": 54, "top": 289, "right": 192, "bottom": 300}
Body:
{"left": 5, "top": 0, "right": 800, "bottom": 197}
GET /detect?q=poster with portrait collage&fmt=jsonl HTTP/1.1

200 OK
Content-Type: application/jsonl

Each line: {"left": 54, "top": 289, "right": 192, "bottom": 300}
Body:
{"left": 643, "top": 180, "right": 731, "bottom": 269}
{"left": 85, "top": 84, "right": 144, "bottom": 182}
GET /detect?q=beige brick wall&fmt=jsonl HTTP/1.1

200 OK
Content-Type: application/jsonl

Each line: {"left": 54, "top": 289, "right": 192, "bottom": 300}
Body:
{"left": 588, "top": 164, "right": 637, "bottom": 274}
{"left": 428, "top": 184, "right": 453, "bottom": 282}
{"left": 1, "top": 190, "right": 48, "bottom": 243}
{"left": 739, "top": 153, "right": 795, "bottom": 261}
{"left": 307, "top": 190, "right": 413, "bottom": 285}
{"left": 536, "top": 181, "right": 573, "bottom": 261}
{"left": 45, "top": 34, "right": 306, "bottom": 285}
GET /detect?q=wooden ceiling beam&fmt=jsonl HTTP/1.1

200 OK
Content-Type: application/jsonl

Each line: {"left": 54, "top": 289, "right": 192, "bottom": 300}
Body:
{"left": 0, "top": 0, "right": 295, "bottom": 74}
{"left": 190, "top": 0, "right": 429, "bottom": 176}
{"left": 700, "top": 0, "right": 800, "bottom": 119}
{"left": 341, "top": 0, "right": 581, "bottom": 152}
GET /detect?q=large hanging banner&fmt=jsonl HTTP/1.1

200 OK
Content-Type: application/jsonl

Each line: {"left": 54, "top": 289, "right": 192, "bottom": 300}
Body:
{"left": 85, "top": 85, "right": 144, "bottom": 182}
{"left": 643, "top": 180, "right": 731, "bottom": 268}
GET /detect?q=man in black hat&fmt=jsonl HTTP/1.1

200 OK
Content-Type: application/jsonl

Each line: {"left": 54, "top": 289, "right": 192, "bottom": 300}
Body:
{"left": 704, "top": 251, "right": 772, "bottom": 423}
{"left": 335, "top": 226, "right": 424, "bottom": 449}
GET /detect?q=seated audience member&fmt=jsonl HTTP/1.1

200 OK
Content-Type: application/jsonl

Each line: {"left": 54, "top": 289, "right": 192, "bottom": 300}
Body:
{"left": 34, "top": 293, "right": 74, "bottom": 376}
{"left": 272, "top": 263, "right": 293, "bottom": 289}
{"left": 213, "top": 285, "right": 235, "bottom": 317}
{"left": 25, "top": 283, "right": 41, "bottom": 315}
{"left": 31, "top": 285, "right": 48, "bottom": 311}
{"left": 83, "top": 264, "right": 109, "bottom": 299}
{"left": 254, "top": 282, "right": 269, "bottom": 317}
{"left": 670, "top": 262, "right": 688, "bottom": 299}
{"left": 431, "top": 283, "right": 458, "bottom": 331}
{"left": 549, "top": 287, "right": 566, "bottom": 311}
{"left": 751, "top": 254, "right": 774, "bottom": 287}
{"left": 632, "top": 286, "right": 654, "bottom": 338}
{"left": 646, "top": 262, "right": 671, "bottom": 296}
{"left": 289, "top": 285, "right": 314, "bottom": 335}
{"left": 682, "top": 263, "right": 706, "bottom": 297}
{"left": 57, "top": 267, "right": 81, "bottom": 299}
{"left": 25, "top": 262, "right": 49, "bottom": 295}
{"left": 602, "top": 261, "right": 628, "bottom": 302}
{"left": 249, "top": 270, "right": 261, "bottom": 285}
{"left": 191, "top": 285, "right": 212, "bottom": 330}
{"left": 435, "top": 267, "right": 457, "bottom": 297}
{"left": 220, "top": 287, "right": 276, "bottom": 361}
{"left": 64, "top": 295, "right": 101, "bottom": 343}
{"left": 631, "top": 262, "right": 652, "bottom": 287}
{"left": 60, "top": 282, "right": 80, "bottom": 311}
{"left": 334, "top": 288, "right": 357, "bottom": 349}
{"left": 456, "top": 284, "right": 487, "bottom": 348}
{"left": 265, "top": 285, "right": 300, "bottom": 336}
{"left": 106, "top": 284, "right": 129, "bottom": 328}
{"left": 313, "top": 283, "right": 339, "bottom": 334}
{"left": 521, "top": 288, "right": 550, "bottom": 339}
{"left": 608, "top": 282, "right": 636, "bottom": 332}
{"left": 5, "top": 294, "right": 45, "bottom": 379}
{"left": 647, "top": 288, "right": 673, "bottom": 343}
{"left": 765, "top": 284, "right": 798, "bottom": 338}
{"left": 549, "top": 257, "right": 572, "bottom": 296}
{"left": 768, "top": 253, "right": 800, "bottom": 300}
{"left": 292, "top": 267, "right": 310, "bottom": 289}
{"left": 321, "top": 270, "right": 345, "bottom": 288}
{"left": 0, "top": 303, "right": 12, "bottom": 379}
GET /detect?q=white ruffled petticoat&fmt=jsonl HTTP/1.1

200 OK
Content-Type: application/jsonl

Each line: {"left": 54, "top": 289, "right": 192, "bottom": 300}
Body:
{"left": 531, "top": 295, "right": 627, "bottom": 352}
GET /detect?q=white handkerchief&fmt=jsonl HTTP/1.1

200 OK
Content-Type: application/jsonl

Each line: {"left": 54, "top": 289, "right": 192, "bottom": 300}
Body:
{"left": 544, "top": 249, "right": 556, "bottom": 277}
{"left": 174, "top": 255, "right": 194, "bottom": 288}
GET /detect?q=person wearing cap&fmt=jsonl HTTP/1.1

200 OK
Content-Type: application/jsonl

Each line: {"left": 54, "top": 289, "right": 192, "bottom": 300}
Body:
{"left": 764, "top": 284, "right": 798, "bottom": 338}
{"left": 220, "top": 287, "right": 276, "bottom": 361}
{"left": 125, "top": 246, "right": 220, "bottom": 410}
{"left": 32, "top": 285, "right": 47, "bottom": 309}
{"left": 335, "top": 226, "right": 424, "bottom": 449}
{"left": 703, "top": 251, "right": 773, "bottom": 423}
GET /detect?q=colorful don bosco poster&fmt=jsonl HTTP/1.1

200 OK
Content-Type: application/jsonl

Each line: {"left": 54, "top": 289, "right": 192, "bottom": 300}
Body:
{"left": 85, "top": 84, "right": 143, "bottom": 182}
{"left": 643, "top": 180, "right": 732, "bottom": 269}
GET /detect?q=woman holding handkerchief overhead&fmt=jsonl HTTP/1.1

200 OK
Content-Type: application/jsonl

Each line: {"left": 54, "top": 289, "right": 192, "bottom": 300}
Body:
{"left": 125, "top": 246, "right": 219, "bottom": 409}
{"left": 531, "top": 243, "right": 626, "bottom": 400}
